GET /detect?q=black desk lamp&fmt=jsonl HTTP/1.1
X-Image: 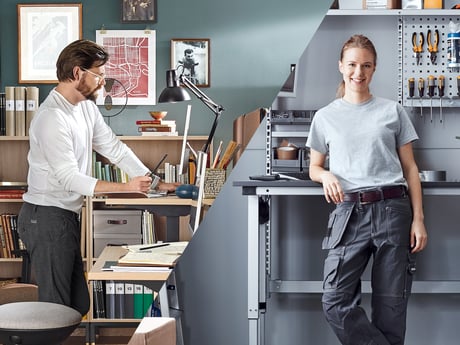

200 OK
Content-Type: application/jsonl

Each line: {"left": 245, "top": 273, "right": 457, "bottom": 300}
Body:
{"left": 158, "top": 69, "right": 224, "bottom": 154}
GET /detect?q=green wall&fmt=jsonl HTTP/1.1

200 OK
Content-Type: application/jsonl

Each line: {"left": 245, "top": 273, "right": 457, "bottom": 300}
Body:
{"left": 1, "top": 0, "right": 330, "bottom": 149}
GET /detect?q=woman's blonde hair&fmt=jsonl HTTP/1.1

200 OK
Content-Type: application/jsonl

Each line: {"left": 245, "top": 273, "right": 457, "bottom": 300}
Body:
{"left": 336, "top": 34, "right": 377, "bottom": 98}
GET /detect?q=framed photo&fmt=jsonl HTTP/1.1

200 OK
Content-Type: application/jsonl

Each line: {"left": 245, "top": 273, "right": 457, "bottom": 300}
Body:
{"left": 171, "top": 39, "right": 210, "bottom": 88}
{"left": 121, "top": 0, "right": 157, "bottom": 23}
{"left": 17, "top": 4, "right": 82, "bottom": 84}
{"left": 96, "top": 29, "right": 156, "bottom": 106}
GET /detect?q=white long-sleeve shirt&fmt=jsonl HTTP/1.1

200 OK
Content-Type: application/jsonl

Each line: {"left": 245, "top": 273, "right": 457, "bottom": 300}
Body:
{"left": 23, "top": 89, "right": 149, "bottom": 213}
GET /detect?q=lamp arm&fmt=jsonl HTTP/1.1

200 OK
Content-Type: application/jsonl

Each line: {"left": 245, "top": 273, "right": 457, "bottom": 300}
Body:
{"left": 179, "top": 74, "right": 224, "bottom": 154}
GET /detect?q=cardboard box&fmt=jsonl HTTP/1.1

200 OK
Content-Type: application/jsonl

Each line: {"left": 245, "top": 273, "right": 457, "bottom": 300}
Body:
{"left": 423, "top": 0, "right": 442, "bottom": 8}
{"left": 127, "top": 317, "right": 176, "bottom": 345}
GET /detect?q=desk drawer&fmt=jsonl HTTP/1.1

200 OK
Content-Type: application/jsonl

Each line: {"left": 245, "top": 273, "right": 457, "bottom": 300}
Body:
{"left": 93, "top": 210, "right": 142, "bottom": 234}
{"left": 93, "top": 233, "right": 142, "bottom": 257}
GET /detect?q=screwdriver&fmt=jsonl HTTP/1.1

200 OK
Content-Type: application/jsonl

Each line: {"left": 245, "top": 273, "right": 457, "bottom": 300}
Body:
{"left": 418, "top": 77, "right": 425, "bottom": 117}
{"left": 408, "top": 77, "right": 415, "bottom": 108}
{"left": 438, "top": 75, "right": 445, "bottom": 123}
{"left": 427, "top": 75, "right": 436, "bottom": 123}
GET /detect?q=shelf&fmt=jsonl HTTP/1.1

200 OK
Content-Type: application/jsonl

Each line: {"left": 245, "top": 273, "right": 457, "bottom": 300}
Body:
{"left": 0, "top": 136, "right": 28, "bottom": 141}
{"left": 327, "top": 9, "right": 460, "bottom": 16}
{"left": 269, "top": 279, "right": 460, "bottom": 294}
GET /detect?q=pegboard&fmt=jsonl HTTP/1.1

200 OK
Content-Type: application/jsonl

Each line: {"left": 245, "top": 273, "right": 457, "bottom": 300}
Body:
{"left": 402, "top": 15, "right": 460, "bottom": 108}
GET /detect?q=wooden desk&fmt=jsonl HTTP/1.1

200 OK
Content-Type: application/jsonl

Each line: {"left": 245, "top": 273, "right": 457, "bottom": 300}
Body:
{"left": 102, "top": 196, "right": 213, "bottom": 242}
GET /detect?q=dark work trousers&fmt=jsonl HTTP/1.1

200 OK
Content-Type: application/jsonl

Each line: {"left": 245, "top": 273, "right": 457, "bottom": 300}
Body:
{"left": 17, "top": 202, "right": 90, "bottom": 316}
{"left": 321, "top": 197, "right": 415, "bottom": 345}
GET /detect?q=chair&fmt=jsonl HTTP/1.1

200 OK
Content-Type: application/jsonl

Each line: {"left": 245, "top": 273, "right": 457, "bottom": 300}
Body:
{"left": 0, "top": 264, "right": 82, "bottom": 345}
{"left": 0, "top": 301, "right": 82, "bottom": 345}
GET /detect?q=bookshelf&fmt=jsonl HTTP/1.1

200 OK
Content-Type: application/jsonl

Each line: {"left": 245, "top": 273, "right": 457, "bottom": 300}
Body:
{"left": 0, "top": 135, "right": 209, "bottom": 334}
{"left": 0, "top": 137, "right": 29, "bottom": 278}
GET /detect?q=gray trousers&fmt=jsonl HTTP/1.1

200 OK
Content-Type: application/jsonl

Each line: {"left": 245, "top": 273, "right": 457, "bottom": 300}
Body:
{"left": 322, "top": 197, "right": 415, "bottom": 345}
{"left": 17, "top": 202, "right": 90, "bottom": 316}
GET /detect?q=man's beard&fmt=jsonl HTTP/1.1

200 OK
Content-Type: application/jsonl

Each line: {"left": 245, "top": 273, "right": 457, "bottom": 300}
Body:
{"left": 77, "top": 79, "right": 101, "bottom": 102}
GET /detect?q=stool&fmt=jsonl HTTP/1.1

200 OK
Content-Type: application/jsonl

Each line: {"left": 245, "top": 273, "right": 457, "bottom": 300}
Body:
{"left": 0, "top": 301, "right": 82, "bottom": 345}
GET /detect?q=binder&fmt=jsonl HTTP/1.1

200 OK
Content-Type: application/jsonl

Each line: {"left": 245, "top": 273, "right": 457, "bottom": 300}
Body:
{"left": 124, "top": 282, "right": 134, "bottom": 318}
{"left": 143, "top": 285, "right": 153, "bottom": 317}
{"left": 5, "top": 86, "right": 15, "bottom": 136}
{"left": 25, "top": 86, "right": 39, "bottom": 136}
{"left": 105, "top": 280, "right": 116, "bottom": 319}
{"left": 133, "top": 284, "right": 144, "bottom": 319}
{"left": 14, "top": 87, "right": 26, "bottom": 136}
{"left": 115, "top": 282, "right": 125, "bottom": 318}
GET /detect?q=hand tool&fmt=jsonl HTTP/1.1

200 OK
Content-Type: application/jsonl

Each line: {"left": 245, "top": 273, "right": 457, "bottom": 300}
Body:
{"left": 438, "top": 75, "right": 445, "bottom": 123}
{"left": 408, "top": 77, "right": 415, "bottom": 108}
{"left": 427, "top": 29, "right": 439, "bottom": 64}
{"left": 412, "top": 32, "right": 424, "bottom": 65}
{"left": 418, "top": 77, "right": 425, "bottom": 117}
{"left": 427, "top": 75, "right": 436, "bottom": 122}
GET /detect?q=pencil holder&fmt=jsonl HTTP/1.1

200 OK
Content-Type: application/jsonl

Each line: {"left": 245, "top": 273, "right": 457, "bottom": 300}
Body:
{"left": 204, "top": 169, "right": 226, "bottom": 198}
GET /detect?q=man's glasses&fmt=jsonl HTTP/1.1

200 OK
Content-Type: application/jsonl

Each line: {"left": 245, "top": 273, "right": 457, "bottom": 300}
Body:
{"left": 81, "top": 68, "right": 105, "bottom": 84}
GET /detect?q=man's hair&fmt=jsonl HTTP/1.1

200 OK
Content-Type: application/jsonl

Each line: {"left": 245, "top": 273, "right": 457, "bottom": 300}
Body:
{"left": 56, "top": 39, "right": 109, "bottom": 82}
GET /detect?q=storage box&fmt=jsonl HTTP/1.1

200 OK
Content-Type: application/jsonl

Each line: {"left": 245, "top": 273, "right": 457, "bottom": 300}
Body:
{"left": 93, "top": 210, "right": 142, "bottom": 234}
{"left": 93, "top": 210, "right": 142, "bottom": 256}
{"left": 402, "top": 0, "right": 422, "bottom": 8}
{"left": 203, "top": 168, "right": 226, "bottom": 199}
{"left": 93, "top": 233, "right": 142, "bottom": 257}
{"left": 363, "top": 0, "right": 401, "bottom": 8}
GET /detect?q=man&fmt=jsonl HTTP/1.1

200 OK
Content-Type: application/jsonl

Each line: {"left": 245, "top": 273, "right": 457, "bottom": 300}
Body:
{"left": 17, "top": 39, "right": 177, "bottom": 316}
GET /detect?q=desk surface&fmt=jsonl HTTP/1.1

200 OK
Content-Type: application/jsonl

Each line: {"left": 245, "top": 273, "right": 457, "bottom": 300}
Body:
{"left": 102, "top": 195, "right": 214, "bottom": 207}
{"left": 88, "top": 246, "right": 171, "bottom": 281}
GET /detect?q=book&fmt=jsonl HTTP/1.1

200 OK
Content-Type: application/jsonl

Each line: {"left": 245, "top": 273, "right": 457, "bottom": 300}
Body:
{"left": 14, "top": 87, "right": 26, "bottom": 136}
{"left": 93, "top": 280, "right": 106, "bottom": 318}
{"left": 135, "top": 119, "right": 161, "bottom": 125}
{"left": 138, "top": 126, "right": 174, "bottom": 132}
{"left": 0, "top": 189, "right": 25, "bottom": 199}
{"left": 5, "top": 86, "right": 15, "bottom": 136}
{"left": 140, "top": 131, "right": 179, "bottom": 136}
{"left": 25, "top": 86, "right": 39, "bottom": 136}
{"left": 0, "top": 93, "right": 5, "bottom": 136}
{"left": 117, "top": 241, "right": 188, "bottom": 267}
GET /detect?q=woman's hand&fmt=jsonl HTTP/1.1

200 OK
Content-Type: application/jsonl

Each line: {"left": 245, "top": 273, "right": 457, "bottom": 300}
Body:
{"left": 319, "top": 171, "right": 344, "bottom": 204}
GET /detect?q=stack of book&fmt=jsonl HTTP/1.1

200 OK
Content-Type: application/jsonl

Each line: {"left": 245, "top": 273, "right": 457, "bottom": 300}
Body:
{"left": 0, "top": 213, "right": 25, "bottom": 258}
{"left": 136, "top": 119, "right": 177, "bottom": 136}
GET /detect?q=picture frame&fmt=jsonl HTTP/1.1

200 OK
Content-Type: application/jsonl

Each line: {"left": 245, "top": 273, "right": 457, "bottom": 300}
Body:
{"left": 96, "top": 29, "right": 156, "bottom": 106}
{"left": 17, "top": 3, "right": 82, "bottom": 84}
{"left": 171, "top": 38, "right": 210, "bottom": 88}
{"left": 121, "top": 0, "right": 157, "bottom": 23}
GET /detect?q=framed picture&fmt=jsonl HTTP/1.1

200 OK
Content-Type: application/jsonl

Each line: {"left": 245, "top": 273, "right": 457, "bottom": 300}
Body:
{"left": 17, "top": 3, "right": 82, "bottom": 84}
{"left": 96, "top": 29, "right": 156, "bottom": 106}
{"left": 171, "top": 39, "right": 210, "bottom": 88}
{"left": 121, "top": 0, "right": 157, "bottom": 23}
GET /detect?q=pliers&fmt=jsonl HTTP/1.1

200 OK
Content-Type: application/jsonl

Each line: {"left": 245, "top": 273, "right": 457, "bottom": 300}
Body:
{"left": 412, "top": 32, "right": 424, "bottom": 65}
{"left": 427, "top": 29, "right": 439, "bottom": 64}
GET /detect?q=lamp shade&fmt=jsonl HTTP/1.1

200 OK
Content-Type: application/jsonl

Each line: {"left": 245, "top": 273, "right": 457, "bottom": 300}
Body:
{"left": 158, "top": 70, "right": 191, "bottom": 103}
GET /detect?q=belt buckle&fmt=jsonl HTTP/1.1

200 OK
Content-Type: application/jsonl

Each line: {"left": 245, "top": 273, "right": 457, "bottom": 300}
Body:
{"left": 358, "top": 191, "right": 369, "bottom": 204}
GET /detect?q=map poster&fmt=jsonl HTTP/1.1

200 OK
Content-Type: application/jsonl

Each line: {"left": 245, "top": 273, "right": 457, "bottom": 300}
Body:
{"left": 96, "top": 30, "right": 156, "bottom": 106}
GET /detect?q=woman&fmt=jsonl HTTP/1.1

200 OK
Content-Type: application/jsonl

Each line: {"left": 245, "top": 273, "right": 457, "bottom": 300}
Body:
{"left": 306, "top": 34, "right": 427, "bottom": 345}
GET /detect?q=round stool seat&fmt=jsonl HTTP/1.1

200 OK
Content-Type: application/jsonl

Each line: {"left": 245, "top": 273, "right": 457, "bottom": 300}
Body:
{"left": 0, "top": 301, "right": 82, "bottom": 345}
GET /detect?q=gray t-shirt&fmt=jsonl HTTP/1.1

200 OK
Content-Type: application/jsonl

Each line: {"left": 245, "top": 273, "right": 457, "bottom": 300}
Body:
{"left": 306, "top": 96, "right": 418, "bottom": 193}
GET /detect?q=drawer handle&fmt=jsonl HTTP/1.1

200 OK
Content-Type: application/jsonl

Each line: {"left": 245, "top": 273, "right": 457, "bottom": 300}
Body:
{"left": 106, "top": 219, "right": 127, "bottom": 225}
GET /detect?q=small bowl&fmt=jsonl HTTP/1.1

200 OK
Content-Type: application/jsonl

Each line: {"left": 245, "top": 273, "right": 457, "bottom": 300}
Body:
{"left": 276, "top": 146, "right": 298, "bottom": 160}
{"left": 149, "top": 111, "right": 168, "bottom": 120}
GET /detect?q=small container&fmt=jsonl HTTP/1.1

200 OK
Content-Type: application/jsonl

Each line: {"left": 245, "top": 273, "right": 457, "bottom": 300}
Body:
{"left": 423, "top": 0, "right": 442, "bottom": 8}
{"left": 276, "top": 146, "right": 298, "bottom": 160}
{"left": 447, "top": 33, "right": 460, "bottom": 69}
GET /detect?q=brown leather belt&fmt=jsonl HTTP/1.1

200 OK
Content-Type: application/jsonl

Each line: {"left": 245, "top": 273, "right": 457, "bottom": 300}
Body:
{"left": 343, "top": 185, "right": 407, "bottom": 204}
